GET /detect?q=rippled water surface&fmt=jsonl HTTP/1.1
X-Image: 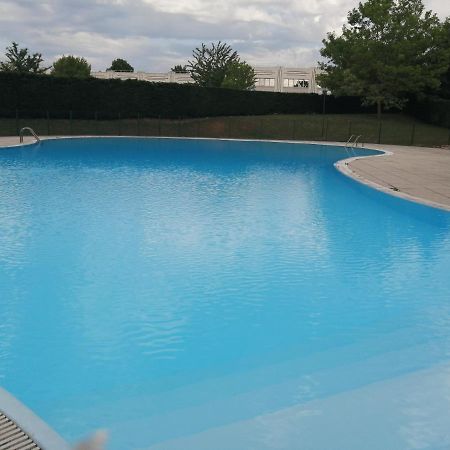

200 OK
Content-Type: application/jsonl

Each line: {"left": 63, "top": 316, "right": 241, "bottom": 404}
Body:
{"left": 1, "top": 138, "right": 450, "bottom": 449}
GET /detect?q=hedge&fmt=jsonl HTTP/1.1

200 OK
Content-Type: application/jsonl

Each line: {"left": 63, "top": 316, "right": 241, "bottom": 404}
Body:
{"left": 407, "top": 96, "right": 450, "bottom": 129}
{"left": 0, "top": 72, "right": 375, "bottom": 119}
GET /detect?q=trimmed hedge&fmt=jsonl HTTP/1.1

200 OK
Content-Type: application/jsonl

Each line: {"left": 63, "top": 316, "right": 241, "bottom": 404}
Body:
{"left": 407, "top": 97, "right": 450, "bottom": 129}
{"left": 0, "top": 72, "right": 374, "bottom": 119}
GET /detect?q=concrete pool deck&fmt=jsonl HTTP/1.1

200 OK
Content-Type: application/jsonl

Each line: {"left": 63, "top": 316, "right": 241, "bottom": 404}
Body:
{"left": 335, "top": 143, "right": 450, "bottom": 212}
{"left": 0, "top": 136, "right": 449, "bottom": 211}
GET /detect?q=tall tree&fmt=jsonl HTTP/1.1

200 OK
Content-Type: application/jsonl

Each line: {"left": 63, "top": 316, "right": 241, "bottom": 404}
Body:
{"left": 107, "top": 58, "right": 134, "bottom": 72}
{"left": 0, "top": 42, "right": 48, "bottom": 74}
{"left": 221, "top": 61, "right": 256, "bottom": 90}
{"left": 187, "top": 42, "right": 239, "bottom": 88}
{"left": 318, "top": 0, "right": 450, "bottom": 117}
{"left": 51, "top": 55, "right": 91, "bottom": 78}
{"left": 439, "top": 19, "right": 450, "bottom": 99}
{"left": 171, "top": 64, "right": 188, "bottom": 73}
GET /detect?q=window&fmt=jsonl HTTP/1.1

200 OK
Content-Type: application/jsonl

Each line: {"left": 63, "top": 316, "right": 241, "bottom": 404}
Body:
{"left": 255, "top": 78, "right": 275, "bottom": 87}
{"left": 283, "top": 79, "right": 309, "bottom": 88}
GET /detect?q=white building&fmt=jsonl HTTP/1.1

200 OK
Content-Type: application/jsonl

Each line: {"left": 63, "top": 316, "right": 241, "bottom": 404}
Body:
{"left": 253, "top": 67, "right": 321, "bottom": 94}
{"left": 92, "top": 67, "right": 322, "bottom": 94}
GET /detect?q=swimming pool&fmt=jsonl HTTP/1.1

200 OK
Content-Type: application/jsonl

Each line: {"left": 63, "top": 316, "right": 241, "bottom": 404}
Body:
{"left": 0, "top": 138, "right": 450, "bottom": 449}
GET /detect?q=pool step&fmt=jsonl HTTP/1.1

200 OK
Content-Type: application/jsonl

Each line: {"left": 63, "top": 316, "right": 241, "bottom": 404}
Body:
{"left": 0, "top": 412, "right": 40, "bottom": 449}
{"left": 148, "top": 361, "right": 450, "bottom": 450}
{"left": 52, "top": 328, "right": 450, "bottom": 450}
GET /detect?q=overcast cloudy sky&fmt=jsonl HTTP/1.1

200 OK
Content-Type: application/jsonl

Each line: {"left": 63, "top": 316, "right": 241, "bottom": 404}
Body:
{"left": 0, "top": 0, "right": 447, "bottom": 72}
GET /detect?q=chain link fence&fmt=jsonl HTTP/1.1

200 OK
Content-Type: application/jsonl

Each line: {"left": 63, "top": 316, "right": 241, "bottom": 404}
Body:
{"left": 1, "top": 111, "right": 449, "bottom": 147}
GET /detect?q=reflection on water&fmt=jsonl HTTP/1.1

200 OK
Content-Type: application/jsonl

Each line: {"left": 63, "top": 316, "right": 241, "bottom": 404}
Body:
{"left": 0, "top": 138, "right": 449, "bottom": 449}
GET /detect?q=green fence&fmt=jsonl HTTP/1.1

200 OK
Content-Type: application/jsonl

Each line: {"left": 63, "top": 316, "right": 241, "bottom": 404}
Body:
{"left": 1, "top": 112, "right": 449, "bottom": 147}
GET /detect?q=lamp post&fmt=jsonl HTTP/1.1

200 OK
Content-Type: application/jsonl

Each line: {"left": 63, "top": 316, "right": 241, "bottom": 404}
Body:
{"left": 321, "top": 88, "right": 332, "bottom": 115}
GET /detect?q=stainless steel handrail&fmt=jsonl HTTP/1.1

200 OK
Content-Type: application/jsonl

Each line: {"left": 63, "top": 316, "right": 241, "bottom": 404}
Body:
{"left": 345, "top": 134, "right": 362, "bottom": 148}
{"left": 345, "top": 134, "right": 357, "bottom": 147}
{"left": 19, "top": 127, "right": 41, "bottom": 143}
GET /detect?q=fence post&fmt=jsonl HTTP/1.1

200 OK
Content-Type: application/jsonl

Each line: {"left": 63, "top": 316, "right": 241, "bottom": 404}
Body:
{"left": 377, "top": 121, "right": 382, "bottom": 144}
{"left": 410, "top": 122, "right": 416, "bottom": 146}
{"left": 69, "top": 110, "right": 73, "bottom": 136}
{"left": 46, "top": 111, "right": 50, "bottom": 136}
{"left": 15, "top": 109, "right": 19, "bottom": 136}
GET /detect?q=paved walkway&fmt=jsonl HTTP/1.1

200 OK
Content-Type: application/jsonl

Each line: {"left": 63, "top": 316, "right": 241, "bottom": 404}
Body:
{"left": 1, "top": 137, "right": 449, "bottom": 211}
{"left": 336, "top": 144, "right": 450, "bottom": 211}
{"left": 0, "top": 136, "right": 36, "bottom": 146}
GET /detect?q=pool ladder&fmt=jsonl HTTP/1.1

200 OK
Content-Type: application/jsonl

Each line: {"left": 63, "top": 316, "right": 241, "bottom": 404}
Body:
{"left": 345, "top": 134, "right": 362, "bottom": 156}
{"left": 19, "top": 127, "right": 41, "bottom": 143}
{"left": 346, "top": 134, "right": 362, "bottom": 148}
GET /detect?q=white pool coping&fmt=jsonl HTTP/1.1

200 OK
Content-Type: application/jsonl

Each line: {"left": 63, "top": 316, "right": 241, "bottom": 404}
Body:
{"left": 0, "top": 387, "right": 70, "bottom": 450}
{"left": 335, "top": 151, "right": 450, "bottom": 212}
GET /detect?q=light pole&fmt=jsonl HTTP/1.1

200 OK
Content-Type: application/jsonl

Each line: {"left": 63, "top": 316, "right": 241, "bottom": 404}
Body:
{"left": 321, "top": 88, "right": 332, "bottom": 115}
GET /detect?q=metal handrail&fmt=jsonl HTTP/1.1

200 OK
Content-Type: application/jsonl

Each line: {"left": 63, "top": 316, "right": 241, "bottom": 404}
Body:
{"left": 19, "top": 127, "right": 41, "bottom": 143}
{"left": 345, "top": 134, "right": 362, "bottom": 148}
{"left": 345, "top": 134, "right": 357, "bottom": 147}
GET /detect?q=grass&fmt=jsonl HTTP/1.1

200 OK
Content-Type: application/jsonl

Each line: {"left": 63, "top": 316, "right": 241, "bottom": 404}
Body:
{"left": 0, "top": 113, "right": 448, "bottom": 147}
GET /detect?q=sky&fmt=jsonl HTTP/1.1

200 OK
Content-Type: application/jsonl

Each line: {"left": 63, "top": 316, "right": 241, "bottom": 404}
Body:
{"left": 0, "top": 0, "right": 448, "bottom": 72}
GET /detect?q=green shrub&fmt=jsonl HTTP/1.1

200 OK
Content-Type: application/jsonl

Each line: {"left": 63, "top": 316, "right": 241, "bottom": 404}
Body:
{"left": 0, "top": 72, "right": 374, "bottom": 119}
{"left": 407, "top": 97, "right": 450, "bottom": 128}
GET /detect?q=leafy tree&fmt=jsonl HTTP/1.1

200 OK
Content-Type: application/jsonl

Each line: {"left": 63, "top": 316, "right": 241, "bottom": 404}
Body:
{"left": 187, "top": 41, "right": 239, "bottom": 88}
{"left": 0, "top": 42, "right": 49, "bottom": 74}
{"left": 221, "top": 61, "right": 256, "bottom": 90}
{"left": 439, "top": 19, "right": 450, "bottom": 99}
{"left": 171, "top": 64, "right": 188, "bottom": 73}
{"left": 318, "top": 0, "right": 450, "bottom": 117}
{"left": 51, "top": 55, "right": 91, "bottom": 78}
{"left": 107, "top": 58, "right": 134, "bottom": 72}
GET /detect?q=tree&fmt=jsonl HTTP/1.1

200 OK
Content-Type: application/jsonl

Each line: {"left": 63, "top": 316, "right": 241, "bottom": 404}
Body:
{"left": 318, "top": 0, "right": 450, "bottom": 117}
{"left": 107, "top": 58, "right": 134, "bottom": 72}
{"left": 0, "top": 42, "right": 49, "bottom": 74}
{"left": 187, "top": 41, "right": 240, "bottom": 88}
{"left": 439, "top": 19, "right": 450, "bottom": 99}
{"left": 51, "top": 55, "right": 91, "bottom": 78}
{"left": 221, "top": 61, "right": 256, "bottom": 90}
{"left": 171, "top": 64, "right": 188, "bottom": 73}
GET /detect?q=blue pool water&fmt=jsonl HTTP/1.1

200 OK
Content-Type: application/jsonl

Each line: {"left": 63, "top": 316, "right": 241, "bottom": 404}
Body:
{"left": 1, "top": 138, "right": 450, "bottom": 449}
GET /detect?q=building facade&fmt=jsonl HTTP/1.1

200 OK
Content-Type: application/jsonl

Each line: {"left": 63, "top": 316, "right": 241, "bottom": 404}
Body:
{"left": 92, "top": 66, "right": 322, "bottom": 94}
{"left": 253, "top": 67, "right": 321, "bottom": 94}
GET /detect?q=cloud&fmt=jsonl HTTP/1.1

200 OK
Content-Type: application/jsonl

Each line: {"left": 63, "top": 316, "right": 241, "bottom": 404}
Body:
{"left": 0, "top": 0, "right": 447, "bottom": 72}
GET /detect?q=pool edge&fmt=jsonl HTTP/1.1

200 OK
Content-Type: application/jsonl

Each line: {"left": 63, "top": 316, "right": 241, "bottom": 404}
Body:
{"left": 334, "top": 149, "right": 450, "bottom": 212}
{"left": 2, "top": 135, "right": 449, "bottom": 212}
{"left": 0, "top": 387, "right": 71, "bottom": 450}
